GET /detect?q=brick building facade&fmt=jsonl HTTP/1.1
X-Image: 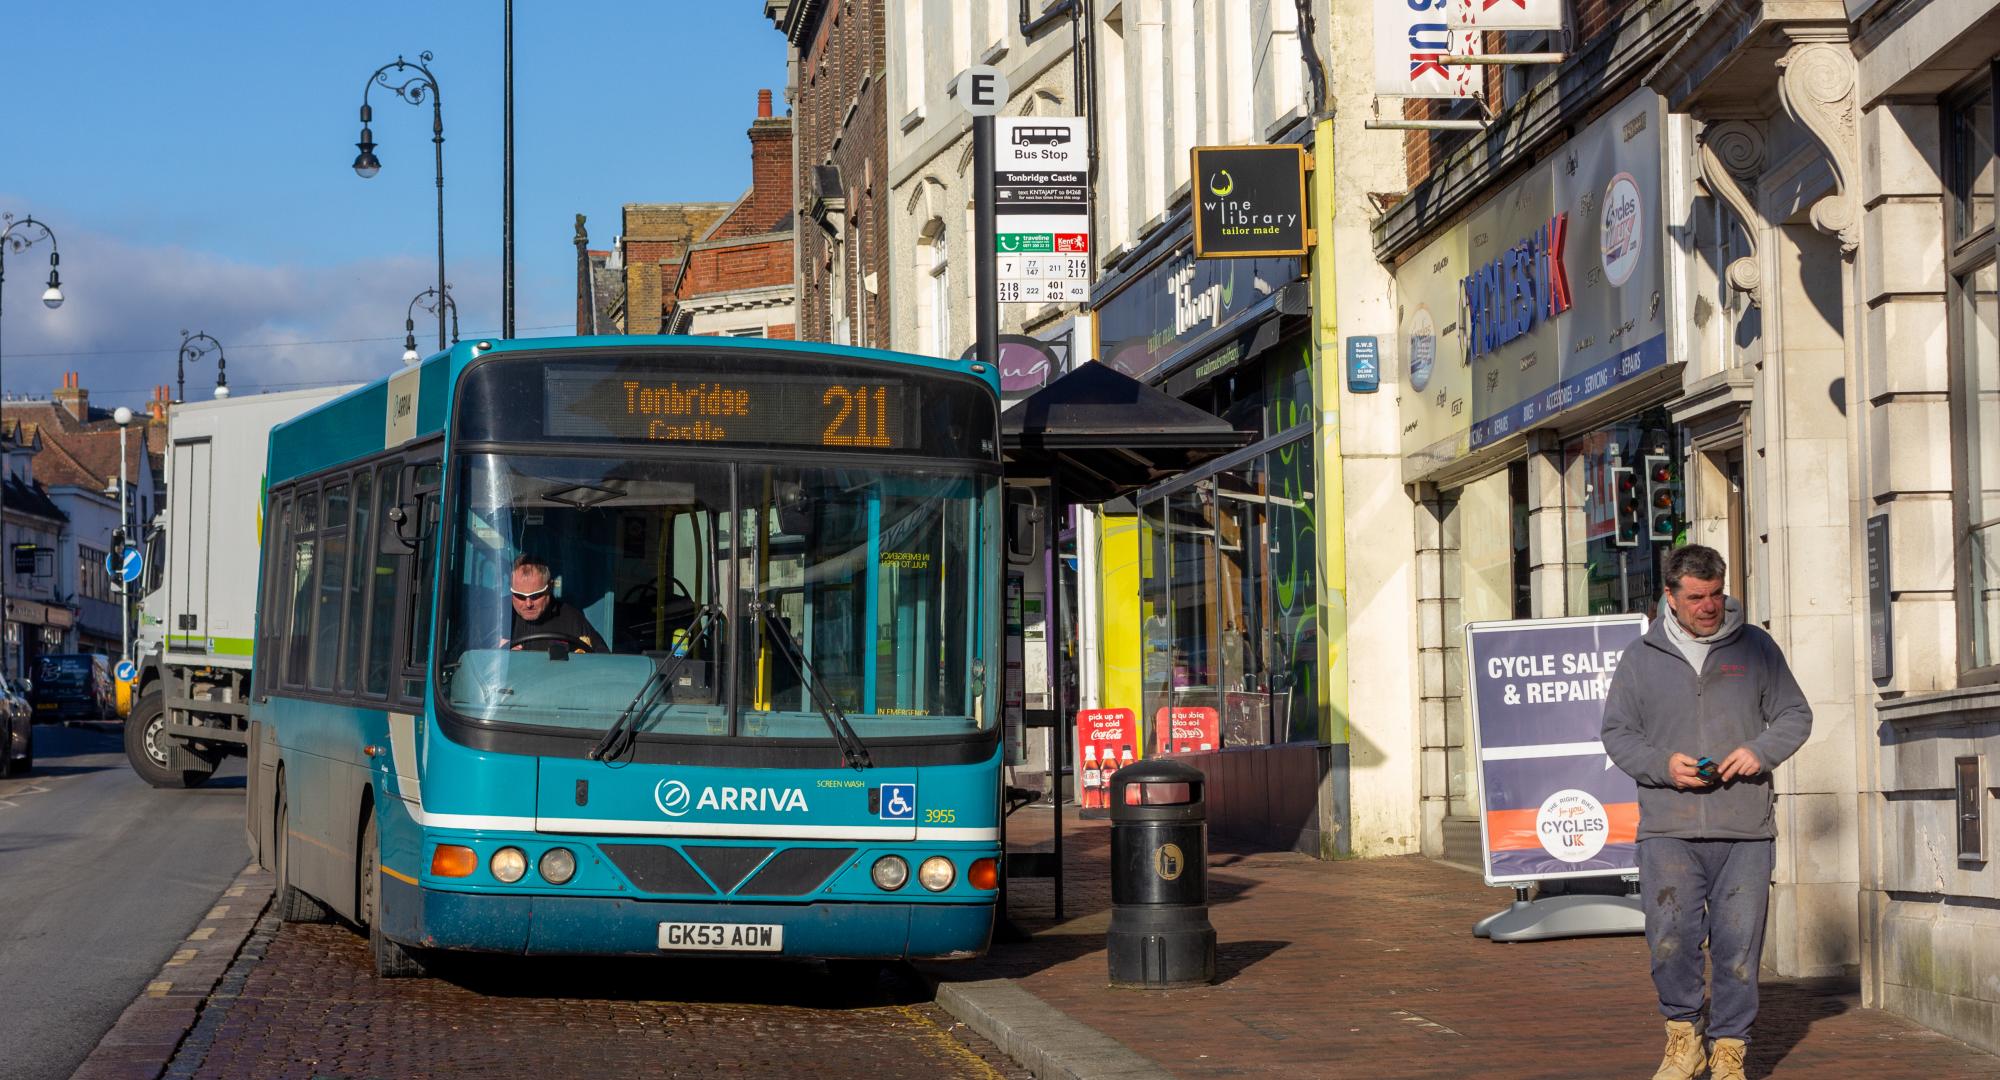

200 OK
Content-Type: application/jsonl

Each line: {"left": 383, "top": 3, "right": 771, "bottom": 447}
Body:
{"left": 664, "top": 90, "right": 798, "bottom": 338}
{"left": 616, "top": 202, "right": 732, "bottom": 335}
{"left": 767, "top": 0, "right": 890, "bottom": 348}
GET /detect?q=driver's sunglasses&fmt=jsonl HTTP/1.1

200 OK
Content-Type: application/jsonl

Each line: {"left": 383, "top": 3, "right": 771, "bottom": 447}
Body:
{"left": 510, "top": 586, "right": 552, "bottom": 602}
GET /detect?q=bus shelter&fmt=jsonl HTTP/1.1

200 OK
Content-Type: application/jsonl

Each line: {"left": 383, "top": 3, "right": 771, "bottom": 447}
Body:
{"left": 998, "top": 360, "right": 1253, "bottom": 920}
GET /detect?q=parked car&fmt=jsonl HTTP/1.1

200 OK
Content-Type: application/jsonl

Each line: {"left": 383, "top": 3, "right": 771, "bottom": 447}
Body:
{"left": 30, "top": 653, "right": 115, "bottom": 721}
{"left": 0, "top": 674, "right": 32, "bottom": 776}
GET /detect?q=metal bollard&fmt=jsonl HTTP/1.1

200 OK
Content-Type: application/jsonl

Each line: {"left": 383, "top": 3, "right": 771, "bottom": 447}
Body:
{"left": 1105, "top": 758, "right": 1215, "bottom": 987}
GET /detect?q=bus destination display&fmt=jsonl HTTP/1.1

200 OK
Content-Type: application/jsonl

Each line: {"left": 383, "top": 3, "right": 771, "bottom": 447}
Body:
{"left": 545, "top": 370, "right": 912, "bottom": 450}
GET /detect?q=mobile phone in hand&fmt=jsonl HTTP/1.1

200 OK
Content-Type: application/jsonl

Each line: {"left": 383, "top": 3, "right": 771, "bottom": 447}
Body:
{"left": 1695, "top": 756, "right": 1719, "bottom": 783}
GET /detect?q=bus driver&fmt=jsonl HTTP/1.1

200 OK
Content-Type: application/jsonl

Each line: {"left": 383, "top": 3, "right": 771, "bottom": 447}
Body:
{"left": 505, "top": 554, "right": 604, "bottom": 653}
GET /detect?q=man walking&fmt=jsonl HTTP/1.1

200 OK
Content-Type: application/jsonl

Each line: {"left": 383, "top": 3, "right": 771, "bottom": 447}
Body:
{"left": 1601, "top": 545, "right": 1812, "bottom": 1080}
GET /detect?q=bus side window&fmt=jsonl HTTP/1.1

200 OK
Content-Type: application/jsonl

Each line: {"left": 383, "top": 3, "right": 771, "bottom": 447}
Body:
{"left": 399, "top": 458, "right": 442, "bottom": 702}
{"left": 365, "top": 463, "right": 404, "bottom": 697}
{"left": 285, "top": 488, "right": 320, "bottom": 688}
{"left": 339, "top": 469, "right": 374, "bottom": 694}
{"left": 256, "top": 491, "right": 293, "bottom": 697}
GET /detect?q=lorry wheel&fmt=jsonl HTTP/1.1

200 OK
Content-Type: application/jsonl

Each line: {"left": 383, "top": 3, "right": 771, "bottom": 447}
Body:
{"left": 125, "top": 689, "right": 214, "bottom": 788}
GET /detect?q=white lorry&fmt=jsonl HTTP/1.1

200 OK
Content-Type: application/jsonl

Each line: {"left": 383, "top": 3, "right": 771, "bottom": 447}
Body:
{"left": 126, "top": 386, "right": 358, "bottom": 787}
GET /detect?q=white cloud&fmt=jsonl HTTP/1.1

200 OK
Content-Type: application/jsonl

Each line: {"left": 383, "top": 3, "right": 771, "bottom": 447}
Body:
{"left": 1, "top": 223, "right": 481, "bottom": 407}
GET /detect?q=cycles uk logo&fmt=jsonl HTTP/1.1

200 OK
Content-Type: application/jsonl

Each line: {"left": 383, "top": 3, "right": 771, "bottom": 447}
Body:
{"left": 655, "top": 779, "right": 693, "bottom": 817}
{"left": 1208, "top": 170, "right": 1234, "bottom": 197}
{"left": 1599, "top": 173, "right": 1644, "bottom": 287}
{"left": 1536, "top": 788, "right": 1610, "bottom": 863}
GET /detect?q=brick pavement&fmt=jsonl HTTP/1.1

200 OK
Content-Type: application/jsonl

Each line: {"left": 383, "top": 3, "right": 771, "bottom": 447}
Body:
{"left": 927, "top": 807, "right": 1999, "bottom": 1079}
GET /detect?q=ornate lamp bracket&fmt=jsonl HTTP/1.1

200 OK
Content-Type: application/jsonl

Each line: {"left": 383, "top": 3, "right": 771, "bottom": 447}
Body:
{"left": 1698, "top": 120, "right": 1768, "bottom": 307}
{"left": 1776, "top": 40, "right": 1860, "bottom": 256}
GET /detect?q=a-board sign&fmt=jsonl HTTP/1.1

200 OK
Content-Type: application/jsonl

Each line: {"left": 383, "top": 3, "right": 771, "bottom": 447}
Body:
{"left": 1466, "top": 614, "right": 1646, "bottom": 885}
{"left": 1076, "top": 707, "right": 1137, "bottom": 816}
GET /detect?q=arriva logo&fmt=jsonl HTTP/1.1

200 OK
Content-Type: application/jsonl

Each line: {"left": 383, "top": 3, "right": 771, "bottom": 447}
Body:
{"left": 1208, "top": 170, "right": 1234, "bottom": 197}
{"left": 655, "top": 779, "right": 693, "bottom": 817}
{"left": 654, "top": 779, "right": 810, "bottom": 818}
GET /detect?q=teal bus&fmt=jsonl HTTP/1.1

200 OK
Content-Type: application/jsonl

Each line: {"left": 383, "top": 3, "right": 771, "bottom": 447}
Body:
{"left": 245, "top": 336, "right": 1004, "bottom": 976}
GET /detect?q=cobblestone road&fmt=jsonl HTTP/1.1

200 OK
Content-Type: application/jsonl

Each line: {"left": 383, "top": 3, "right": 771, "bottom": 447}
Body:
{"left": 161, "top": 914, "right": 1028, "bottom": 1079}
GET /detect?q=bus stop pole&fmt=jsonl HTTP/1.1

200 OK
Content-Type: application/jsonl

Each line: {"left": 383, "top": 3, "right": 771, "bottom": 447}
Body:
{"left": 974, "top": 114, "right": 997, "bottom": 369}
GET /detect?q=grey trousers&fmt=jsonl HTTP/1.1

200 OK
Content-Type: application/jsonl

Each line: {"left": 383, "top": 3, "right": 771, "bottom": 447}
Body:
{"left": 1638, "top": 836, "right": 1775, "bottom": 1043}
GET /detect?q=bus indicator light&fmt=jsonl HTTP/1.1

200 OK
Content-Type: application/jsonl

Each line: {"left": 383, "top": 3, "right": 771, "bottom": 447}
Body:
{"left": 432, "top": 845, "right": 477, "bottom": 878}
{"left": 968, "top": 858, "right": 999, "bottom": 891}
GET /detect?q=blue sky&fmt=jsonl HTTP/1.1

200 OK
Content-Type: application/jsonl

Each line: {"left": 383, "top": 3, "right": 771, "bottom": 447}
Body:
{"left": 1, "top": 1, "right": 789, "bottom": 406}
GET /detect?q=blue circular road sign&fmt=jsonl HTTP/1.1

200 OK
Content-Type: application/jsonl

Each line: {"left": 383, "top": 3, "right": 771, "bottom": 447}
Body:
{"left": 116, "top": 659, "right": 137, "bottom": 682}
{"left": 111, "top": 546, "right": 142, "bottom": 584}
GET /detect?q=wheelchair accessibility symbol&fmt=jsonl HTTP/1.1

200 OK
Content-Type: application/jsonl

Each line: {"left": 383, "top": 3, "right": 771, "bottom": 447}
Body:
{"left": 880, "top": 783, "right": 917, "bottom": 821}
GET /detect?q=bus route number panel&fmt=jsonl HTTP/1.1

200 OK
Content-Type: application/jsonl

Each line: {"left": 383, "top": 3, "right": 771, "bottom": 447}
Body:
{"left": 658, "top": 921, "right": 784, "bottom": 952}
{"left": 546, "top": 370, "right": 912, "bottom": 450}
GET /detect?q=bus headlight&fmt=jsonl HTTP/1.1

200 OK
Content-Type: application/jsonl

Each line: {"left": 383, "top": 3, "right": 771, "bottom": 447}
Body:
{"left": 538, "top": 847, "right": 577, "bottom": 885}
{"left": 490, "top": 847, "right": 528, "bottom": 883}
{"left": 871, "top": 855, "right": 909, "bottom": 891}
{"left": 918, "top": 856, "right": 955, "bottom": 892}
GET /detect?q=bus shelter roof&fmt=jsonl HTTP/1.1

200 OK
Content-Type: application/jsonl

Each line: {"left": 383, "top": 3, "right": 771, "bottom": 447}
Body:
{"left": 999, "top": 360, "right": 1254, "bottom": 504}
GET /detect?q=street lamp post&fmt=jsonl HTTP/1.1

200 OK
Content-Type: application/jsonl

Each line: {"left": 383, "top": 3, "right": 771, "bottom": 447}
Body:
{"left": 0, "top": 213, "right": 65, "bottom": 377}
{"left": 402, "top": 285, "right": 459, "bottom": 364}
{"left": 177, "top": 331, "right": 228, "bottom": 403}
{"left": 114, "top": 407, "right": 132, "bottom": 665}
{"left": 354, "top": 52, "right": 447, "bottom": 352}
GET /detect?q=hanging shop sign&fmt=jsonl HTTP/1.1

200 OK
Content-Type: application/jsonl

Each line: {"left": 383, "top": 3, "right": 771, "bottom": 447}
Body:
{"left": 1373, "top": 0, "right": 1481, "bottom": 99}
{"left": 1094, "top": 237, "right": 1298, "bottom": 383}
{"left": 1397, "top": 88, "right": 1670, "bottom": 477}
{"left": 1192, "top": 145, "right": 1311, "bottom": 258}
{"left": 994, "top": 116, "right": 1090, "bottom": 305}
{"left": 1449, "top": 0, "right": 1566, "bottom": 31}
{"left": 1466, "top": 614, "right": 1646, "bottom": 885}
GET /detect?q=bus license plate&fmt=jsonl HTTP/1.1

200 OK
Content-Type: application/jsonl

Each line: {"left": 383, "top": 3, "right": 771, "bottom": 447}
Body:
{"left": 657, "top": 922, "right": 783, "bottom": 952}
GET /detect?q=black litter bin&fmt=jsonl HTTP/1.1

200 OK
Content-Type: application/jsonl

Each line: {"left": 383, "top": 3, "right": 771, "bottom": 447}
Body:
{"left": 1105, "top": 758, "right": 1215, "bottom": 987}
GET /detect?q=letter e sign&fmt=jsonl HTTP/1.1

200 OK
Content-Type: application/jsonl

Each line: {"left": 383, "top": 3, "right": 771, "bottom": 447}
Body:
{"left": 959, "top": 64, "right": 1008, "bottom": 116}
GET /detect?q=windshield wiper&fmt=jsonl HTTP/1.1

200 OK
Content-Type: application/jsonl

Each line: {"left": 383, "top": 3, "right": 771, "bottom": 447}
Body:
{"left": 590, "top": 604, "right": 720, "bottom": 763}
{"left": 753, "top": 600, "right": 872, "bottom": 771}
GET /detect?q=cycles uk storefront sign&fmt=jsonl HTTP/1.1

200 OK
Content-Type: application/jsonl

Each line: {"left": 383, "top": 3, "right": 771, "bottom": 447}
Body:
{"left": 1396, "top": 88, "right": 1673, "bottom": 478}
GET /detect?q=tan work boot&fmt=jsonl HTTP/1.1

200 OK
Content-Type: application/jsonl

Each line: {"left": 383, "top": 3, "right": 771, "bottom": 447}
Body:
{"left": 1652, "top": 1020, "right": 1708, "bottom": 1080}
{"left": 1708, "top": 1038, "right": 1747, "bottom": 1080}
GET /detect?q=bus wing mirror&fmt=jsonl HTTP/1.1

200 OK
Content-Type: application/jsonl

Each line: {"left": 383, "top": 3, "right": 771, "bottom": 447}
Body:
{"left": 1005, "top": 488, "right": 1040, "bottom": 566}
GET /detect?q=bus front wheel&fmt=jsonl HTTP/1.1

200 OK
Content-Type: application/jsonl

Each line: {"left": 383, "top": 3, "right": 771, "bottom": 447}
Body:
{"left": 125, "top": 689, "right": 213, "bottom": 788}
{"left": 359, "top": 814, "right": 427, "bottom": 979}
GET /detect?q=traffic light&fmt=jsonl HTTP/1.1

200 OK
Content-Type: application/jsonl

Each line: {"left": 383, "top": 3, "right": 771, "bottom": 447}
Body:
{"left": 1611, "top": 465, "right": 1641, "bottom": 547}
{"left": 1644, "top": 454, "right": 1680, "bottom": 542}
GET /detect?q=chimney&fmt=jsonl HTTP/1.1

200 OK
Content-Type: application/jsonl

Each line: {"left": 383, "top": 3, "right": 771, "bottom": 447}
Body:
{"left": 147, "top": 384, "right": 171, "bottom": 422}
{"left": 53, "top": 371, "right": 89, "bottom": 422}
{"left": 748, "top": 89, "right": 794, "bottom": 230}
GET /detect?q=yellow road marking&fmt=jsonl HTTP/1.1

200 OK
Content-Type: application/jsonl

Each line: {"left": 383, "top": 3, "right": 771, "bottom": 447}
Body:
{"left": 205, "top": 905, "right": 229, "bottom": 919}
{"left": 188, "top": 927, "right": 215, "bottom": 941}
{"left": 894, "top": 1005, "right": 1012, "bottom": 1079}
{"left": 165, "top": 949, "right": 197, "bottom": 967}
{"left": 146, "top": 981, "right": 172, "bottom": 998}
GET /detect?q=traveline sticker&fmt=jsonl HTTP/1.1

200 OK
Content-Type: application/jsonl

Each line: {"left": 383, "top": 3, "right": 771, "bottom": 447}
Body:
{"left": 879, "top": 783, "right": 917, "bottom": 821}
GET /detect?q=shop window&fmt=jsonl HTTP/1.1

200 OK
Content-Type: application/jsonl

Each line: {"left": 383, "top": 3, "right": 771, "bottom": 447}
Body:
{"left": 1562, "top": 407, "right": 1686, "bottom": 620}
{"left": 1950, "top": 67, "right": 2000, "bottom": 680}
{"left": 1135, "top": 431, "right": 1318, "bottom": 753}
{"left": 1948, "top": 74, "right": 1995, "bottom": 250}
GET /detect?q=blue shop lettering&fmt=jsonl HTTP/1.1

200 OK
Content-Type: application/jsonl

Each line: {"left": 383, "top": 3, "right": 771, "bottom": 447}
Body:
{"left": 1462, "top": 213, "right": 1572, "bottom": 362}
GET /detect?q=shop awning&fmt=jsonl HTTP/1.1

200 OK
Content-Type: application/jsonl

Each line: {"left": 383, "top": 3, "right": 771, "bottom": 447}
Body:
{"left": 1000, "top": 360, "right": 1255, "bottom": 504}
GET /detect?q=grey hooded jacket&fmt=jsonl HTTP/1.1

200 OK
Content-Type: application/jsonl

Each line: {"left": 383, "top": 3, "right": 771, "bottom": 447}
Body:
{"left": 1600, "top": 601, "right": 1813, "bottom": 841}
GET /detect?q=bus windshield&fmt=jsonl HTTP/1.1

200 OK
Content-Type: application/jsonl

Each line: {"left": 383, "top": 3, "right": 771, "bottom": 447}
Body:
{"left": 438, "top": 451, "right": 994, "bottom": 744}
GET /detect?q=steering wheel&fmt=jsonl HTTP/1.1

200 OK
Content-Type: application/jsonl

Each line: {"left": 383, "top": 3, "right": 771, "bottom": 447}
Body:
{"left": 510, "top": 632, "right": 593, "bottom": 654}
